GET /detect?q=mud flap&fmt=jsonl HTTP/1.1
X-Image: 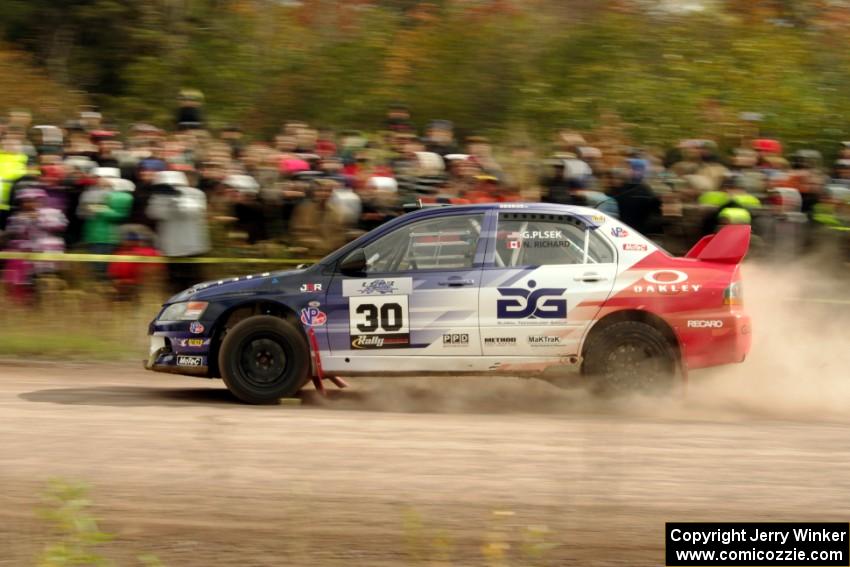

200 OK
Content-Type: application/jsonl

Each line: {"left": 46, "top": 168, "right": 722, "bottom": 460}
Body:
{"left": 307, "top": 327, "right": 348, "bottom": 395}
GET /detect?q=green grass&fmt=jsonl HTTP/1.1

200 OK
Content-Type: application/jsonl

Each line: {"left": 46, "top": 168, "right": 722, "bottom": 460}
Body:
{"left": 1, "top": 278, "right": 163, "bottom": 360}
{"left": 0, "top": 331, "right": 136, "bottom": 360}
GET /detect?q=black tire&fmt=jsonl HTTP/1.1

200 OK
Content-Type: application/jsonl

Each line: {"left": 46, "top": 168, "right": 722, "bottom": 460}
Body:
{"left": 582, "top": 321, "right": 677, "bottom": 395}
{"left": 218, "top": 315, "right": 310, "bottom": 404}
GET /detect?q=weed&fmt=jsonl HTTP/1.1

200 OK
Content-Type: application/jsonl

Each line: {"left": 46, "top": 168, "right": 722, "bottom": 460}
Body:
{"left": 36, "top": 479, "right": 164, "bottom": 567}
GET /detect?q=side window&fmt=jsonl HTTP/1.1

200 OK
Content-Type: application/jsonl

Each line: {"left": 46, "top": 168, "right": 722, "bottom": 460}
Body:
{"left": 495, "top": 213, "right": 615, "bottom": 267}
{"left": 362, "top": 213, "right": 484, "bottom": 273}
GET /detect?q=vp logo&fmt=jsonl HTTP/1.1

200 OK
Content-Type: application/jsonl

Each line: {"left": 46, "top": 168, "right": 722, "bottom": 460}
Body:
{"left": 497, "top": 280, "right": 567, "bottom": 320}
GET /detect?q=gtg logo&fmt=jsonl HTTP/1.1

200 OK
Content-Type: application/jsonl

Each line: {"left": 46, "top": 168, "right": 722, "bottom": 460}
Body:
{"left": 497, "top": 280, "right": 567, "bottom": 320}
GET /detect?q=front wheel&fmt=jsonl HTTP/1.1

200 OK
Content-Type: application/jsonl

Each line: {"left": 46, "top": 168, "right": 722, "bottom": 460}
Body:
{"left": 582, "top": 321, "right": 677, "bottom": 395}
{"left": 218, "top": 315, "right": 310, "bottom": 404}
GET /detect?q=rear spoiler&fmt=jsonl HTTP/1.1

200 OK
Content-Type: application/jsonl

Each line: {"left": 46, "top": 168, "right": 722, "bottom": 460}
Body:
{"left": 684, "top": 225, "right": 751, "bottom": 264}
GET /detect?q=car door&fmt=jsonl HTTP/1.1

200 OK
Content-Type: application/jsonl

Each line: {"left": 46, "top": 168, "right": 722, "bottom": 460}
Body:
{"left": 325, "top": 211, "right": 487, "bottom": 361}
{"left": 478, "top": 211, "right": 618, "bottom": 357}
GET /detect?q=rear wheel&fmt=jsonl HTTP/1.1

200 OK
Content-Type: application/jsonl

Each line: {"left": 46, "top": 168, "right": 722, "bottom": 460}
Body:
{"left": 219, "top": 315, "right": 310, "bottom": 404}
{"left": 582, "top": 321, "right": 677, "bottom": 395}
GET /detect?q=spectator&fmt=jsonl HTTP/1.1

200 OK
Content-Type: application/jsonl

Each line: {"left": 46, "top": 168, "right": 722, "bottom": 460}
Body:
{"left": 698, "top": 174, "right": 761, "bottom": 236}
{"left": 424, "top": 120, "right": 459, "bottom": 157}
{"left": 753, "top": 138, "right": 784, "bottom": 173}
{"left": 9, "top": 106, "right": 850, "bottom": 296}
{"left": 146, "top": 170, "right": 210, "bottom": 293}
{"left": 831, "top": 160, "right": 850, "bottom": 189}
{"left": 337, "top": 130, "right": 367, "bottom": 171}
{"left": 505, "top": 143, "right": 541, "bottom": 201}
{"left": 696, "top": 141, "right": 729, "bottom": 190}
{"left": 31, "top": 125, "right": 64, "bottom": 156}
{"left": 220, "top": 125, "right": 244, "bottom": 160}
{"left": 197, "top": 158, "right": 227, "bottom": 195}
{"left": 64, "top": 121, "right": 98, "bottom": 158}
{"left": 92, "top": 130, "right": 121, "bottom": 168}
{"left": 315, "top": 129, "right": 338, "bottom": 160}
{"left": 670, "top": 139, "right": 703, "bottom": 177}
{"left": 7, "top": 109, "right": 37, "bottom": 161}
{"left": 385, "top": 104, "right": 413, "bottom": 133}
{"left": 129, "top": 159, "right": 166, "bottom": 228}
{"left": 79, "top": 107, "right": 102, "bottom": 132}
{"left": 465, "top": 175, "right": 504, "bottom": 203}
{"left": 107, "top": 227, "right": 162, "bottom": 301}
{"left": 290, "top": 178, "right": 348, "bottom": 256}
{"left": 358, "top": 176, "right": 399, "bottom": 232}
{"left": 176, "top": 89, "right": 205, "bottom": 129}
{"left": 444, "top": 155, "right": 478, "bottom": 198}
{"left": 60, "top": 155, "right": 97, "bottom": 247}
{"left": 224, "top": 174, "right": 268, "bottom": 245}
{"left": 0, "top": 137, "right": 29, "bottom": 230}
{"left": 729, "top": 149, "right": 766, "bottom": 196}
{"left": 609, "top": 158, "right": 663, "bottom": 236}
{"left": 465, "top": 136, "right": 503, "bottom": 179}
{"left": 293, "top": 124, "right": 318, "bottom": 154}
{"left": 76, "top": 168, "right": 133, "bottom": 276}
{"left": 541, "top": 155, "right": 592, "bottom": 205}
{"left": 554, "top": 130, "right": 587, "bottom": 155}
{"left": 2, "top": 187, "right": 67, "bottom": 304}
{"left": 40, "top": 164, "right": 67, "bottom": 212}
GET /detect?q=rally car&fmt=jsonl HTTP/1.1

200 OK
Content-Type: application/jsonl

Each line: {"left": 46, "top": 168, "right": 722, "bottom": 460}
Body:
{"left": 146, "top": 203, "right": 751, "bottom": 404}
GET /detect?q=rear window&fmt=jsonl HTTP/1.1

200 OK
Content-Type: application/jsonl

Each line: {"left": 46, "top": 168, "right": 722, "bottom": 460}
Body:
{"left": 494, "top": 212, "right": 615, "bottom": 267}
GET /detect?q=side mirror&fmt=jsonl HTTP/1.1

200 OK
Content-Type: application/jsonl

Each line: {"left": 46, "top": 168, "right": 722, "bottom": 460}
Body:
{"left": 339, "top": 248, "right": 367, "bottom": 275}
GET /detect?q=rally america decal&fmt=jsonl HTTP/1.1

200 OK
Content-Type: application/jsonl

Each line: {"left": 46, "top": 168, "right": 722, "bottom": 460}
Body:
{"left": 345, "top": 278, "right": 412, "bottom": 349}
{"left": 343, "top": 277, "right": 413, "bottom": 297}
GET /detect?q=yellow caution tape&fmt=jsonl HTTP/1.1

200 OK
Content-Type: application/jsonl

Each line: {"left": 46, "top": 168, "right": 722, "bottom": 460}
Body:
{"left": 0, "top": 251, "right": 321, "bottom": 265}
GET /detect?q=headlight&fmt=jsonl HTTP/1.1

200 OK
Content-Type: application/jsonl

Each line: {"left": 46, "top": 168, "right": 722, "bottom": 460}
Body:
{"left": 159, "top": 301, "right": 209, "bottom": 321}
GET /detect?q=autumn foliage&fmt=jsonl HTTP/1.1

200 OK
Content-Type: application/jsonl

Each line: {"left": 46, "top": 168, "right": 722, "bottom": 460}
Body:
{"left": 0, "top": 45, "right": 84, "bottom": 121}
{"left": 2, "top": 1, "right": 850, "bottom": 152}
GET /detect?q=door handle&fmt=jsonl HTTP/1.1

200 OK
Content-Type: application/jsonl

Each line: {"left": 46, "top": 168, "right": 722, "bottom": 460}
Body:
{"left": 439, "top": 278, "right": 475, "bottom": 287}
{"left": 574, "top": 273, "right": 607, "bottom": 283}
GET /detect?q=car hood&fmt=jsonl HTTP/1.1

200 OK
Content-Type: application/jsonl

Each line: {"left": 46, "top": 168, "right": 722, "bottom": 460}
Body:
{"left": 166, "top": 268, "right": 307, "bottom": 303}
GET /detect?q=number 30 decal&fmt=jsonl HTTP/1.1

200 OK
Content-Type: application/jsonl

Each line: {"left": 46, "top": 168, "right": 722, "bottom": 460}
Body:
{"left": 355, "top": 302, "right": 404, "bottom": 333}
{"left": 349, "top": 296, "right": 410, "bottom": 335}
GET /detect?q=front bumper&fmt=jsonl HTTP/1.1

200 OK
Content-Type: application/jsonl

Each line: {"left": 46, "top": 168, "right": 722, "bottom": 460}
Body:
{"left": 145, "top": 322, "right": 213, "bottom": 377}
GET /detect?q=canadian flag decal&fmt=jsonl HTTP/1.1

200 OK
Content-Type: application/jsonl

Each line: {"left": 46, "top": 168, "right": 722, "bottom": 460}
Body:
{"left": 507, "top": 232, "right": 522, "bottom": 249}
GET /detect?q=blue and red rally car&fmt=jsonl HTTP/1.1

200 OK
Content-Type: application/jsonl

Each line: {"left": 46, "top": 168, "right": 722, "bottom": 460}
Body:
{"left": 147, "top": 203, "right": 751, "bottom": 403}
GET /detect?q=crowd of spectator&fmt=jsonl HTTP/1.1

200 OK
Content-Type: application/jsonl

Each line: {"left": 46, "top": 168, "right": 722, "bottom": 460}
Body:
{"left": 1, "top": 93, "right": 850, "bottom": 303}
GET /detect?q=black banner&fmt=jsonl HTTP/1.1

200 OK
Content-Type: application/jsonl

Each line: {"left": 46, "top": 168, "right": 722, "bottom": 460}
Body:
{"left": 666, "top": 523, "right": 849, "bottom": 566}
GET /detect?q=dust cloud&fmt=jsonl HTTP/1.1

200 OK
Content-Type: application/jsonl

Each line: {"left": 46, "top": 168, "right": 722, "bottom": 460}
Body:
{"left": 685, "top": 261, "right": 850, "bottom": 422}
{"left": 312, "top": 262, "right": 850, "bottom": 423}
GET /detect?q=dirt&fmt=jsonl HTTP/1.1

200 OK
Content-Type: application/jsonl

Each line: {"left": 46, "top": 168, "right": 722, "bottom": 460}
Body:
{"left": 1, "top": 360, "right": 850, "bottom": 567}
{"left": 3, "top": 263, "right": 850, "bottom": 566}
